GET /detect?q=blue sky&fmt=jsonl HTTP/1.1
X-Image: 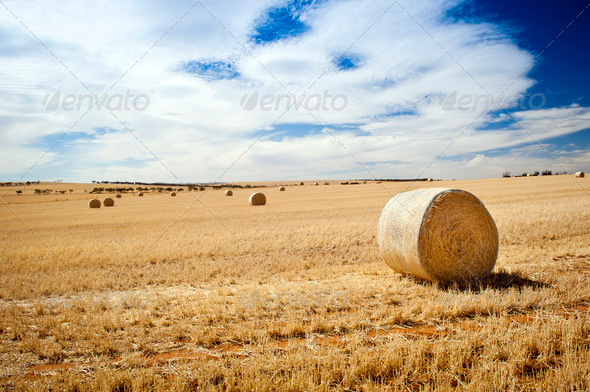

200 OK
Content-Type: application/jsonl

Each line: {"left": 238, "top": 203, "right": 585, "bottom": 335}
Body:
{"left": 0, "top": 0, "right": 588, "bottom": 182}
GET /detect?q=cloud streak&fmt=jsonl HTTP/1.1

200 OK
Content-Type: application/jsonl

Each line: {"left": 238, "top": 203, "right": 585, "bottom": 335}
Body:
{"left": 0, "top": 0, "right": 588, "bottom": 182}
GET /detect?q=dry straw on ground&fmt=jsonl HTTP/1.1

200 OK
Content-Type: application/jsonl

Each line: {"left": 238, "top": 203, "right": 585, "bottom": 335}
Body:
{"left": 137, "top": 192, "right": 144, "bottom": 197}
{"left": 279, "top": 186, "right": 286, "bottom": 191}
{"left": 103, "top": 198, "right": 114, "bottom": 207}
{"left": 115, "top": 194, "right": 122, "bottom": 198}
{"left": 170, "top": 192, "right": 176, "bottom": 197}
{"left": 225, "top": 190, "right": 233, "bottom": 196}
{"left": 378, "top": 188, "right": 498, "bottom": 282}
{"left": 88, "top": 199, "right": 101, "bottom": 208}
{"left": 575, "top": 171, "right": 585, "bottom": 178}
{"left": 249, "top": 192, "right": 266, "bottom": 206}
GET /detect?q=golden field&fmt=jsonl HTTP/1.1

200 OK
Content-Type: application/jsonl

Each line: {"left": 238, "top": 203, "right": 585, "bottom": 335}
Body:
{"left": 0, "top": 176, "right": 589, "bottom": 391}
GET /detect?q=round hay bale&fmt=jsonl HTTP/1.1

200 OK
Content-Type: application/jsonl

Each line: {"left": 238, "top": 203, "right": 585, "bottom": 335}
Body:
{"left": 103, "top": 197, "right": 115, "bottom": 207}
{"left": 378, "top": 188, "right": 498, "bottom": 282}
{"left": 170, "top": 192, "right": 176, "bottom": 196}
{"left": 137, "top": 192, "right": 144, "bottom": 197}
{"left": 225, "top": 190, "right": 233, "bottom": 196}
{"left": 88, "top": 199, "right": 101, "bottom": 208}
{"left": 249, "top": 192, "right": 266, "bottom": 206}
{"left": 115, "top": 194, "right": 122, "bottom": 198}
{"left": 427, "top": 178, "right": 433, "bottom": 182}
{"left": 279, "top": 186, "right": 286, "bottom": 191}
{"left": 314, "top": 182, "right": 319, "bottom": 186}
{"left": 575, "top": 171, "right": 585, "bottom": 178}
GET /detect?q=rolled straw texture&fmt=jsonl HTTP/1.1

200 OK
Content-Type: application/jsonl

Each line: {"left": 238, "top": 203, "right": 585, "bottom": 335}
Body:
{"left": 378, "top": 188, "right": 498, "bottom": 282}
{"left": 249, "top": 192, "right": 266, "bottom": 206}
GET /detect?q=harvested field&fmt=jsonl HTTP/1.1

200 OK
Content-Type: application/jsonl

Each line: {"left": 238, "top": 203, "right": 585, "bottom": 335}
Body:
{"left": 0, "top": 176, "right": 589, "bottom": 391}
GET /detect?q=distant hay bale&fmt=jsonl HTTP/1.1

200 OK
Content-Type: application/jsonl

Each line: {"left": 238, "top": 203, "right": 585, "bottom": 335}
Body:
{"left": 103, "top": 197, "right": 114, "bottom": 207}
{"left": 137, "top": 192, "right": 144, "bottom": 197}
{"left": 88, "top": 199, "right": 101, "bottom": 208}
{"left": 249, "top": 192, "right": 266, "bottom": 206}
{"left": 427, "top": 178, "right": 433, "bottom": 182}
{"left": 378, "top": 188, "right": 498, "bottom": 282}
{"left": 575, "top": 171, "right": 585, "bottom": 178}
{"left": 279, "top": 186, "right": 286, "bottom": 191}
{"left": 314, "top": 182, "right": 319, "bottom": 186}
{"left": 115, "top": 194, "right": 122, "bottom": 198}
{"left": 170, "top": 192, "right": 176, "bottom": 196}
{"left": 225, "top": 190, "right": 233, "bottom": 196}
{"left": 526, "top": 173, "right": 532, "bottom": 177}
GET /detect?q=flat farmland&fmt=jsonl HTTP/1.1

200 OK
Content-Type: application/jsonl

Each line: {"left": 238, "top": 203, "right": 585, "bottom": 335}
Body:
{"left": 0, "top": 176, "right": 589, "bottom": 391}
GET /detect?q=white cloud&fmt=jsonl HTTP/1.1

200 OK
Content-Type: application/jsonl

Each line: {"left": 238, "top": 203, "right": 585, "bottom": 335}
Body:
{"left": 0, "top": 0, "right": 588, "bottom": 182}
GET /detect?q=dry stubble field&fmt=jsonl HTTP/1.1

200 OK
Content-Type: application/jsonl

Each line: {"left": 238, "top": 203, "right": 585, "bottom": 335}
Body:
{"left": 0, "top": 176, "right": 589, "bottom": 391}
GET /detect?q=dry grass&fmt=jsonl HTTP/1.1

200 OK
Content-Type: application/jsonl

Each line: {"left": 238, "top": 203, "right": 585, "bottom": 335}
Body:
{"left": 0, "top": 176, "right": 589, "bottom": 391}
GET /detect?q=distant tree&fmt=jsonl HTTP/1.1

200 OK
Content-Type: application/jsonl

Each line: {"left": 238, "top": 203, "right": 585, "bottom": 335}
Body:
{"left": 16, "top": 190, "right": 22, "bottom": 195}
{"left": 502, "top": 171, "right": 511, "bottom": 178}
{"left": 34, "top": 189, "right": 41, "bottom": 194}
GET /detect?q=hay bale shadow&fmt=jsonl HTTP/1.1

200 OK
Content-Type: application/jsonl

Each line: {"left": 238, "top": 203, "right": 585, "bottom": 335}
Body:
{"left": 436, "top": 270, "right": 550, "bottom": 292}
{"left": 407, "top": 270, "right": 550, "bottom": 292}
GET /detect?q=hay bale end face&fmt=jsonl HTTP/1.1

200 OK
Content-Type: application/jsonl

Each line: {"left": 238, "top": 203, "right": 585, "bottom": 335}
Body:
{"left": 137, "top": 192, "right": 144, "bottom": 197}
{"left": 427, "top": 178, "right": 433, "bottom": 182}
{"left": 225, "top": 190, "right": 233, "bottom": 196}
{"left": 115, "top": 194, "right": 122, "bottom": 198}
{"left": 88, "top": 199, "right": 101, "bottom": 208}
{"left": 575, "top": 171, "right": 585, "bottom": 178}
{"left": 378, "top": 188, "right": 498, "bottom": 282}
{"left": 279, "top": 186, "right": 286, "bottom": 191}
{"left": 170, "top": 192, "right": 176, "bottom": 196}
{"left": 103, "top": 197, "right": 115, "bottom": 207}
{"left": 314, "top": 182, "right": 319, "bottom": 186}
{"left": 249, "top": 192, "right": 266, "bottom": 206}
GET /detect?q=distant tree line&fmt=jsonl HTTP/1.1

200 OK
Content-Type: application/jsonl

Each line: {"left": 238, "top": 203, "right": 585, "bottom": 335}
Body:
{"left": 0, "top": 181, "right": 41, "bottom": 186}
{"left": 502, "top": 170, "right": 568, "bottom": 178}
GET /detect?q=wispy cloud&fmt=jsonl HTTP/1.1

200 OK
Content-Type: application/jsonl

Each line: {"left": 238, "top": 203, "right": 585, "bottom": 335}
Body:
{"left": 0, "top": 0, "right": 587, "bottom": 182}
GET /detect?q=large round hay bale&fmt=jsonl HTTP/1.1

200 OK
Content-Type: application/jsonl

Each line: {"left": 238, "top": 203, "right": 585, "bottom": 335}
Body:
{"left": 88, "top": 199, "right": 101, "bottom": 208}
{"left": 279, "top": 186, "right": 286, "bottom": 191}
{"left": 103, "top": 197, "right": 115, "bottom": 207}
{"left": 137, "top": 192, "right": 144, "bottom": 197}
{"left": 115, "top": 194, "right": 122, "bottom": 198}
{"left": 249, "top": 192, "right": 266, "bottom": 206}
{"left": 378, "top": 188, "right": 498, "bottom": 282}
{"left": 225, "top": 190, "right": 233, "bottom": 196}
{"left": 575, "top": 171, "right": 585, "bottom": 178}
{"left": 427, "top": 178, "right": 433, "bottom": 182}
{"left": 170, "top": 192, "right": 176, "bottom": 196}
